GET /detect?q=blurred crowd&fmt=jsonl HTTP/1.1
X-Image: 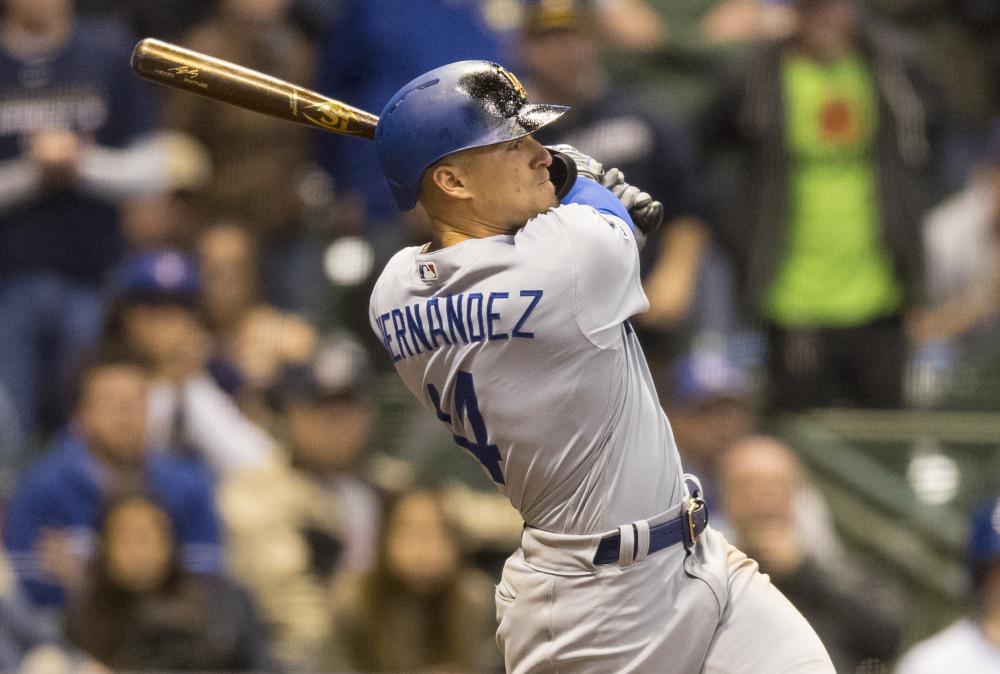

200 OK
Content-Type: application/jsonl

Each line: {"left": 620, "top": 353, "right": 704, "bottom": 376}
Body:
{"left": 0, "top": 0, "right": 997, "bottom": 671}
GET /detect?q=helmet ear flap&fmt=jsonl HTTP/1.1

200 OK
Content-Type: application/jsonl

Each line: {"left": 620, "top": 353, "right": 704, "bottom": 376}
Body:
{"left": 546, "top": 149, "right": 578, "bottom": 200}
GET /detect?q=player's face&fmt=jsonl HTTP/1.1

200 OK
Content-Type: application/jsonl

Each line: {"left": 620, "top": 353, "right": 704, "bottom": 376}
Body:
{"left": 461, "top": 134, "right": 559, "bottom": 231}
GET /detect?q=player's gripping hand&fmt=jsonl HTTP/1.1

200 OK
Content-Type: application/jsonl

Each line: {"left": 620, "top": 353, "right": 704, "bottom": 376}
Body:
{"left": 545, "top": 144, "right": 604, "bottom": 182}
{"left": 601, "top": 168, "right": 664, "bottom": 236}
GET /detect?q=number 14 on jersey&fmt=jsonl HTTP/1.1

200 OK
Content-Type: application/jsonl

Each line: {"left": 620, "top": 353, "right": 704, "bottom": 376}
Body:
{"left": 427, "top": 371, "right": 505, "bottom": 485}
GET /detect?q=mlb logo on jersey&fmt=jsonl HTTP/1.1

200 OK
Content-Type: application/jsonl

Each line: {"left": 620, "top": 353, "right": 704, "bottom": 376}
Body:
{"left": 417, "top": 261, "right": 438, "bottom": 281}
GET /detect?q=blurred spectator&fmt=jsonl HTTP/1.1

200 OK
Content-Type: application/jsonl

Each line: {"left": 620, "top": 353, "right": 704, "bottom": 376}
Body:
{"left": 162, "top": 0, "right": 328, "bottom": 317}
{"left": 66, "top": 493, "right": 272, "bottom": 672}
{"left": 895, "top": 496, "right": 1000, "bottom": 674}
{"left": 869, "top": 0, "right": 998, "bottom": 183}
{"left": 602, "top": 0, "right": 790, "bottom": 123}
{"left": 0, "top": 547, "right": 66, "bottom": 671}
{"left": 219, "top": 337, "right": 381, "bottom": 670}
{"left": 720, "top": 435, "right": 902, "bottom": 673}
{"left": 315, "top": 0, "right": 505, "bottom": 251}
{"left": 2, "top": 348, "right": 222, "bottom": 608}
{"left": 0, "top": 383, "right": 24, "bottom": 469}
{"left": 0, "top": 0, "right": 168, "bottom": 437}
{"left": 76, "top": 0, "right": 214, "bottom": 42}
{"left": 522, "top": 0, "right": 715, "bottom": 365}
{"left": 102, "top": 249, "right": 279, "bottom": 475}
{"left": 913, "top": 123, "right": 1000, "bottom": 343}
{"left": 701, "top": 0, "right": 949, "bottom": 410}
{"left": 660, "top": 350, "right": 756, "bottom": 513}
{"left": 117, "top": 132, "right": 214, "bottom": 251}
{"left": 331, "top": 487, "right": 499, "bottom": 673}
{"left": 197, "top": 222, "right": 318, "bottom": 416}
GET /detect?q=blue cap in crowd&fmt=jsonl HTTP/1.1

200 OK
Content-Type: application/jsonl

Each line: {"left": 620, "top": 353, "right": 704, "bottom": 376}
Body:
{"left": 969, "top": 496, "right": 1000, "bottom": 585}
{"left": 115, "top": 250, "right": 200, "bottom": 305}
{"left": 667, "top": 351, "right": 750, "bottom": 408}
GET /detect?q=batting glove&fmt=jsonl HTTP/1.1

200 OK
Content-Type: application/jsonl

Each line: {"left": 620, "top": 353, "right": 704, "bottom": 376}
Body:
{"left": 602, "top": 168, "right": 664, "bottom": 236}
{"left": 545, "top": 144, "right": 604, "bottom": 182}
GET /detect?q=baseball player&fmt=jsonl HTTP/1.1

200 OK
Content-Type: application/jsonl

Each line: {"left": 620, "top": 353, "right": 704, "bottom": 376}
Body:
{"left": 369, "top": 60, "right": 833, "bottom": 673}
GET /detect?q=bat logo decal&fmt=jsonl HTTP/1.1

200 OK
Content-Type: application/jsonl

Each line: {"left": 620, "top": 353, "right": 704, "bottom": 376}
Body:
{"left": 168, "top": 66, "right": 200, "bottom": 78}
{"left": 303, "top": 102, "right": 352, "bottom": 133}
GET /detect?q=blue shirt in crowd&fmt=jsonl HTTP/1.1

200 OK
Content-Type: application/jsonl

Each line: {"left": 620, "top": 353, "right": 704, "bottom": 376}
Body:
{"left": 3, "top": 434, "right": 222, "bottom": 607}
{"left": 316, "top": 0, "right": 506, "bottom": 226}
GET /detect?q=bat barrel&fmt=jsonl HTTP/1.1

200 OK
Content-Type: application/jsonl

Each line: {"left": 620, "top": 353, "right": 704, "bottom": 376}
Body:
{"left": 131, "top": 38, "right": 378, "bottom": 139}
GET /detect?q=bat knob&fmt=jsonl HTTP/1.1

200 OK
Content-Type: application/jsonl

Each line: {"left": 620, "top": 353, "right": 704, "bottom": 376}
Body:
{"left": 547, "top": 149, "right": 578, "bottom": 200}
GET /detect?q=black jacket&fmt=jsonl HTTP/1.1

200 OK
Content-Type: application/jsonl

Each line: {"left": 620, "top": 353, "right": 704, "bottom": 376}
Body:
{"left": 701, "top": 25, "right": 949, "bottom": 320}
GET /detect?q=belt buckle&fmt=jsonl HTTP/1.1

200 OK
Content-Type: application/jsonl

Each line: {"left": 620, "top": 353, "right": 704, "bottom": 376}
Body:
{"left": 684, "top": 498, "right": 706, "bottom": 548}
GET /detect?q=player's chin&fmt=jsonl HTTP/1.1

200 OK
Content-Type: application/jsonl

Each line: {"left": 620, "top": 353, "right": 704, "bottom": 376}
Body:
{"left": 539, "top": 181, "right": 559, "bottom": 209}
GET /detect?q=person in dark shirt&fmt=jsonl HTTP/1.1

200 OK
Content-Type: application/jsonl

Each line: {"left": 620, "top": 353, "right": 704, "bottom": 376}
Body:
{"left": 314, "top": 0, "right": 506, "bottom": 247}
{"left": 719, "top": 436, "right": 902, "bottom": 673}
{"left": 0, "top": 0, "right": 164, "bottom": 436}
{"left": 520, "top": 0, "right": 717, "bottom": 366}
{"left": 67, "top": 493, "right": 271, "bottom": 672}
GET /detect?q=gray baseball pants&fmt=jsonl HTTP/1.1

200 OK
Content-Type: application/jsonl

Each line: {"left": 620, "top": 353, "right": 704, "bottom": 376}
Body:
{"left": 495, "top": 501, "right": 835, "bottom": 673}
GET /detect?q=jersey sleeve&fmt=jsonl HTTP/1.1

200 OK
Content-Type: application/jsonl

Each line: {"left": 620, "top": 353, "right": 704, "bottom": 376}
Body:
{"left": 525, "top": 199, "right": 648, "bottom": 349}
{"left": 560, "top": 176, "right": 637, "bottom": 233}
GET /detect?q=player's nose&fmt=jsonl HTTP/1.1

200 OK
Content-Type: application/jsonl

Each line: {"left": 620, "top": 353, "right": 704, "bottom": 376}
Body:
{"left": 526, "top": 136, "right": 552, "bottom": 168}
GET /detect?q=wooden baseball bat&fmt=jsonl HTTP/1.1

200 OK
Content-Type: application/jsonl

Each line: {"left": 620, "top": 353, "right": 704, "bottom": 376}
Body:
{"left": 130, "top": 37, "right": 379, "bottom": 139}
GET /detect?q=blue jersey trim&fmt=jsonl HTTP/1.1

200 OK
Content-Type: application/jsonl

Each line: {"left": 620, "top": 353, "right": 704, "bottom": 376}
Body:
{"left": 560, "top": 177, "right": 636, "bottom": 233}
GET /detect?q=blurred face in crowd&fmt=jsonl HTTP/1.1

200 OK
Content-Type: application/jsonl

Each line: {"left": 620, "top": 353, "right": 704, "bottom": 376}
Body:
{"left": 103, "top": 498, "right": 175, "bottom": 594}
{"left": 669, "top": 396, "right": 756, "bottom": 473}
{"left": 197, "top": 223, "right": 258, "bottom": 327}
{"left": 122, "top": 302, "right": 203, "bottom": 369}
{"left": 3, "top": 0, "right": 72, "bottom": 31}
{"left": 720, "top": 436, "right": 801, "bottom": 529}
{"left": 384, "top": 491, "right": 460, "bottom": 595}
{"left": 220, "top": 0, "right": 292, "bottom": 25}
{"left": 424, "top": 136, "right": 558, "bottom": 235}
{"left": 288, "top": 397, "right": 374, "bottom": 474}
{"left": 521, "top": 26, "right": 601, "bottom": 104}
{"left": 78, "top": 364, "right": 149, "bottom": 465}
{"left": 795, "top": 0, "right": 859, "bottom": 61}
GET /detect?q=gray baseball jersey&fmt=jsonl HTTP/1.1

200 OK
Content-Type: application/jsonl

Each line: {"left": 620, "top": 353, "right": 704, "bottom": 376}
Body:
{"left": 370, "top": 202, "right": 684, "bottom": 534}
{"left": 370, "top": 199, "right": 834, "bottom": 673}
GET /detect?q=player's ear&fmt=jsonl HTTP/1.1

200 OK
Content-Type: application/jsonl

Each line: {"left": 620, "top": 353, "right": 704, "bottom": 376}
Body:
{"left": 427, "top": 162, "right": 473, "bottom": 201}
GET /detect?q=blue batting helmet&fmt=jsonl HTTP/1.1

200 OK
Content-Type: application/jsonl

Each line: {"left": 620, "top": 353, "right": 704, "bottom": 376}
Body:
{"left": 375, "top": 60, "right": 568, "bottom": 211}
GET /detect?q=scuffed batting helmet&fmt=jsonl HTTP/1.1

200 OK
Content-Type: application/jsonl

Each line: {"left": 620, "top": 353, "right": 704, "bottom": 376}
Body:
{"left": 375, "top": 60, "right": 568, "bottom": 211}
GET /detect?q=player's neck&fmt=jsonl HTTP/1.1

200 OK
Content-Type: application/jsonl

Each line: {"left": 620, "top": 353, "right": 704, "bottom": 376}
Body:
{"left": 427, "top": 214, "right": 513, "bottom": 251}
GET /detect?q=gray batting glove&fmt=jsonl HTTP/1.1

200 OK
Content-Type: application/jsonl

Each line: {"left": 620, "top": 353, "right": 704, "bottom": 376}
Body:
{"left": 602, "top": 168, "right": 664, "bottom": 236}
{"left": 545, "top": 144, "right": 604, "bottom": 182}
